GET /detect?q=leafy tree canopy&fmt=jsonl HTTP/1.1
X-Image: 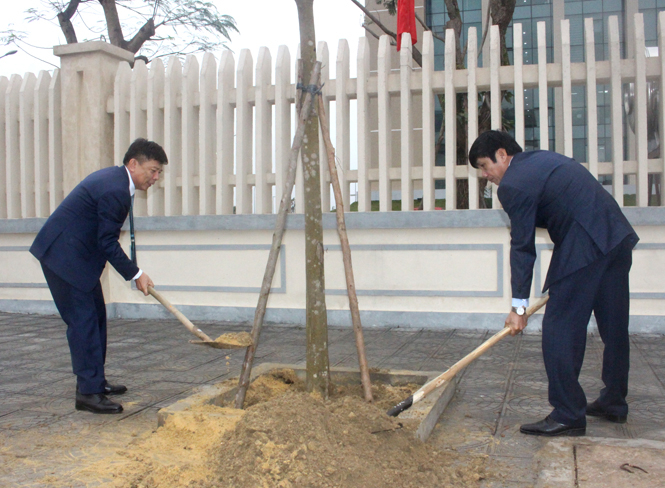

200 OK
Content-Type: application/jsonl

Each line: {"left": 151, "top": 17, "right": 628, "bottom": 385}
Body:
{"left": 4, "top": 0, "right": 238, "bottom": 62}
{"left": 375, "top": 0, "right": 396, "bottom": 15}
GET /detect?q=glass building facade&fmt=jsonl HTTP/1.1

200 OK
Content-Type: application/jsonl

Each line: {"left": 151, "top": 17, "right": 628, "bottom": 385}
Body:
{"left": 640, "top": 0, "right": 665, "bottom": 48}
{"left": 425, "top": 0, "right": 663, "bottom": 167}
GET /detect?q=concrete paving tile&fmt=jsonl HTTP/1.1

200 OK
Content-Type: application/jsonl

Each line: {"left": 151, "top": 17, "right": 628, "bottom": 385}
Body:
{"left": 578, "top": 373, "right": 605, "bottom": 392}
{"left": 463, "top": 365, "right": 509, "bottom": 383}
{"left": 127, "top": 351, "right": 213, "bottom": 372}
{"left": 489, "top": 426, "right": 546, "bottom": 458}
{"left": 0, "top": 409, "right": 67, "bottom": 430}
{"left": 115, "top": 380, "right": 197, "bottom": 407}
{"left": 151, "top": 392, "right": 200, "bottom": 409}
{"left": 328, "top": 348, "right": 362, "bottom": 364}
{"left": 11, "top": 393, "right": 78, "bottom": 415}
{"left": 19, "top": 377, "right": 76, "bottom": 398}
{"left": 510, "top": 370, "right": 549, "bottom": 390}
{"left": 331, "top": 356, "right": 363, "bottom": 368}
{"left": 42, "top": 407, "right": 132, "bottom": 430}
{"left": 506, "top": 394, "right": 553, "bottom": 419}
{"left": 2, "top": 310, "right": 665, "bottom": 485}
{"left": 584, "top": 418, "right": 629, "bottom": 439}
{"left": 481, "top": 455, "right": 539, "bottom": 486}
{"left": 626, "top": 395, "right": 665, "bottom": 423}
{"left": 0, "top": 393, "right": 40, "bottom": 417}
{"left": 0, "top": 377, "right": 58, "bottom": 395}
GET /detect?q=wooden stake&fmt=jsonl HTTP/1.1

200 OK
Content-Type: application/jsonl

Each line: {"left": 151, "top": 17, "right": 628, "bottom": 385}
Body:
{"left": 316, "top": 95, "right": 374, "bottom": 403}
{"left": 234, "top": 62, "right": 322, "bottom": 410}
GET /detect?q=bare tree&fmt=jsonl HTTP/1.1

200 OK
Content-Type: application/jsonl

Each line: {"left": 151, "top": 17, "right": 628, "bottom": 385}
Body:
{"left": 16, "top": 0, "right": 238, "bottom": 62}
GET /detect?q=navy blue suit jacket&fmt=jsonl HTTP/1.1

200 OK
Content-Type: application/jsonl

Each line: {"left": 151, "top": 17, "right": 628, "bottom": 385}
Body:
{"left": 30, "top": 166, "right": 139, "bottom": 292}
{"left": 497, "top": 151, "right": 638, "bottom": 299}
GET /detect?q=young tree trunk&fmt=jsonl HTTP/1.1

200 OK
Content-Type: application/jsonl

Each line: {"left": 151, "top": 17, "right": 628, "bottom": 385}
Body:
{"left": 233, "top": 62, "right": 322, "bottom": 410}
{"left": 295, "top": 0, "right": 330, "bottom": 399}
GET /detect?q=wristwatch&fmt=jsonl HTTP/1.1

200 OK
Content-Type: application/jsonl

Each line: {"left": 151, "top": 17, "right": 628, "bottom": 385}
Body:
{"left": 511, "top": 305, "right": 526, "bottom": 316}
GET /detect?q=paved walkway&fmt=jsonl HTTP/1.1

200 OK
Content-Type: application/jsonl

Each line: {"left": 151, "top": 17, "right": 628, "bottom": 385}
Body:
{"left": 1, "top": 311, "right": 665, "bottom": 486}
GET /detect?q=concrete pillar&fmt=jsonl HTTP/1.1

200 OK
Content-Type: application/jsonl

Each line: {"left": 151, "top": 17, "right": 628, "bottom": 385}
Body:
{"left": 54, "top": 41, "right": 134, "bottom": 193}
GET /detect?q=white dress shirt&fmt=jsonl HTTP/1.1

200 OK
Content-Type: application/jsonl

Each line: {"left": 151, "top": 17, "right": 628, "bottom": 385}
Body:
{"left": 124, "top": 166, "right": 143, "bottom": 281}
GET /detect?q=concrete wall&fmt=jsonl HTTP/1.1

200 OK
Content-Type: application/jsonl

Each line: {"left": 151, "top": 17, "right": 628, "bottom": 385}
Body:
{"left": 2, "top": 208, "right": 664, "bottom": 332}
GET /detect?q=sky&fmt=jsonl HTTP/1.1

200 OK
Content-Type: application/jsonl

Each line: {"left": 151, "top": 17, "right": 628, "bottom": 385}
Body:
{"left": 0, "top": 1, "right": 367, "bottom": 79}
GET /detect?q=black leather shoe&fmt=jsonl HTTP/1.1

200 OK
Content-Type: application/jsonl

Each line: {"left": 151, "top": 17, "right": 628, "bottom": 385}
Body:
{"left": 520, "top": 415, "right": 585, "bottom": 437}
{"left": 103, "top": 383, "right": 127, "bottom": 395}
{"left": 75, "top": 392, "right": 123, "bottom": 414}
{"left": 586, "top": 400, "right": 627, "bottom": 424}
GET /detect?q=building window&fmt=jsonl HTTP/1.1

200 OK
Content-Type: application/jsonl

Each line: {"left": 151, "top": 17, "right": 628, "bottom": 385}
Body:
{"left": 640, "top": 0, "right": 665, "bottom": 48}
{"left": 565, "top": 0, "right": 625, "bottom": 163}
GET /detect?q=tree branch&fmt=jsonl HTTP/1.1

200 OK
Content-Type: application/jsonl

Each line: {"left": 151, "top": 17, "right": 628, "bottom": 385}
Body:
{"left": 349, "top": 0, "right": 398, "bottom": 38}
{"left": 362, "top": 25, "right": 382, "bottom": 42}
{"left": 98, "top": 0, "right": 126, "bottom": 49}
{"left": 415, "top": 12, "right": 446, "bottom": 43}
{"left": 443, "top": 0, "right": 464, "bottom": 68}
{"left": 349, "top": 0, "right": 422, "bottom": 66}
{"left": 57, "top": 0, "right": 81, "bottom": 44}
{"left": 62, "top": 0, "right": 82, "bottom": 20}
{"left": 490, "top": 0, "right": 516, "bottom": 66}
{"left": 125, "top": 17, "right": 155, "bottom": 54}
{"left": 478, "top": 0, "right": 492, "bottom": 57}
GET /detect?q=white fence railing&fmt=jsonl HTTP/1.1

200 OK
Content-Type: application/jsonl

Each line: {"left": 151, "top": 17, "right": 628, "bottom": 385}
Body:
{"left": 1, "top": 70, "right": 62, "bottom": 219}
{"left": 2, "top": 13, "right": 664, "bottom": 219}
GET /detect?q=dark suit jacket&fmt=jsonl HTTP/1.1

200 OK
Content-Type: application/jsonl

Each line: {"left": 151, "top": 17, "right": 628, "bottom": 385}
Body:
{"left": 497, "top": 151, "right": 638, "bottom": 299}
{"left": 30, "top": 166, "right": 139, "bottom": 292}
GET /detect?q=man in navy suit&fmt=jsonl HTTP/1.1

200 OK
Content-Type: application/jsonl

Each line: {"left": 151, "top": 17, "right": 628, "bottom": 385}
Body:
{"left": 469, "top": 131, "right": 638, "bottom": 436}
{"left": 30, "top": 138, "right": 167, "bottom": 414}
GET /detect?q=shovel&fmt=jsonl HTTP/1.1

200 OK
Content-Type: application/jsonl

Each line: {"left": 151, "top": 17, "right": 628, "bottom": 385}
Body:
{"left": 147, "top": 287, "right": 253, "bottom": 349}
{"left": 387, "top": 296, "right": 549, "bottom": 417}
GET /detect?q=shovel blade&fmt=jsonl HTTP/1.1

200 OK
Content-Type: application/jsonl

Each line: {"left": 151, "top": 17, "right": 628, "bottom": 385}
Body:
{"left": 189, "top": 340, "right": 250, "bottom": 350}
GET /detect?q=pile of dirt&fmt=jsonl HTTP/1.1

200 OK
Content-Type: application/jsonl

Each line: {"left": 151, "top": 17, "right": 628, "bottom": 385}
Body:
{"left": 205, "top": 377, "right": 487, "bottom": 488}
{"left": 242, "top": 369, "right": 304, "bottom": 407}
{"left": 237, "top": 368, "right": 419, "bottom": 411}
{"left": 32, "top": 370, "right": 488, "bottom": 488}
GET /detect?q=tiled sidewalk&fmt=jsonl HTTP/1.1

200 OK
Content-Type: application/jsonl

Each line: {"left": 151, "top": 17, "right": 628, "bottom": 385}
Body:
{"left": 1, "top": 311, "right": 665, "bottom": 486}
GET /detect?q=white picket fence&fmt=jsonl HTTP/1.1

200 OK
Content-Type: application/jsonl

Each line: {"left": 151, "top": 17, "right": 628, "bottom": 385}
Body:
{"left": 2, "top": 13, "right": 664, "bottom": 219}
{"left": 1, "top": 70, "right": 62, "bottom": 219}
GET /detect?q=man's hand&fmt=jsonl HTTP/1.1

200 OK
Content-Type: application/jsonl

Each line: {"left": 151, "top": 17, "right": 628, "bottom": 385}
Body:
{"left": 505, "top": 311, "right": 528, "bottom": 336}
{"left": 135, "top": 272, "right": 154, "bottom": 296}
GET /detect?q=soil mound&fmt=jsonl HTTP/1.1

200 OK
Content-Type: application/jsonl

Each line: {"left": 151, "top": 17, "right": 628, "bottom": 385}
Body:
{"left": 206, "top": 390, "right": 487, "bottom": 488}
{"left": 29, "top": 370, "right": 487, "bottom": 487}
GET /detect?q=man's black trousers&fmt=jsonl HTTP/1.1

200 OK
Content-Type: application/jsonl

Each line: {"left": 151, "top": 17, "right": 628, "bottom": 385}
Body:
{"left": 542, "top": 236, "right": 634, "bottom": 426}
{"left": 41, "top": 263, "right": 108, "bottom": 395}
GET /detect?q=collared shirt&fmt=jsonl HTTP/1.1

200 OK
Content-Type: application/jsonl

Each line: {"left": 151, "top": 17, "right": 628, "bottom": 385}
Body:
{"left": 125, "top": 165, "right": 136, "bottom": 197}
{"left": 124, "top": 166, "right": 142, "bottom": 281}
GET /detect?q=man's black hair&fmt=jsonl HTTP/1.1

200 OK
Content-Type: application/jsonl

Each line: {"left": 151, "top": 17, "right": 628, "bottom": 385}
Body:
{"left": 468, "top": 131, "right": 523, "bottom": 168}
{"left": 123, "top": 138, "right": 168, "bottom": 166}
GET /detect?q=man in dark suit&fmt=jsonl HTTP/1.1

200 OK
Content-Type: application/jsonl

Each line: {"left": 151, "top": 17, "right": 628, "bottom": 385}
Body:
{"left": 30, "top": 138, "right": 167, "bottom": 414}
{"left": 469, "top": 131, "right": 639, "bottom": 436}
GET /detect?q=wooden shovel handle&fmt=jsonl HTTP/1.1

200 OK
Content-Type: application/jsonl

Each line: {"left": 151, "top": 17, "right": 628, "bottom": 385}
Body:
{"left": 418, "top": 296, "right": 550, "bottom": 400}
{"left": 147, "top": 287, "right": 214, "bottom": 342}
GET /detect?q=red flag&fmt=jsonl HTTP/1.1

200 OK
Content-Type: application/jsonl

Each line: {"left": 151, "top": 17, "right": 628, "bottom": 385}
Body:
{"left": 397, "top": 0, "right": 417, "bottom": 51}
